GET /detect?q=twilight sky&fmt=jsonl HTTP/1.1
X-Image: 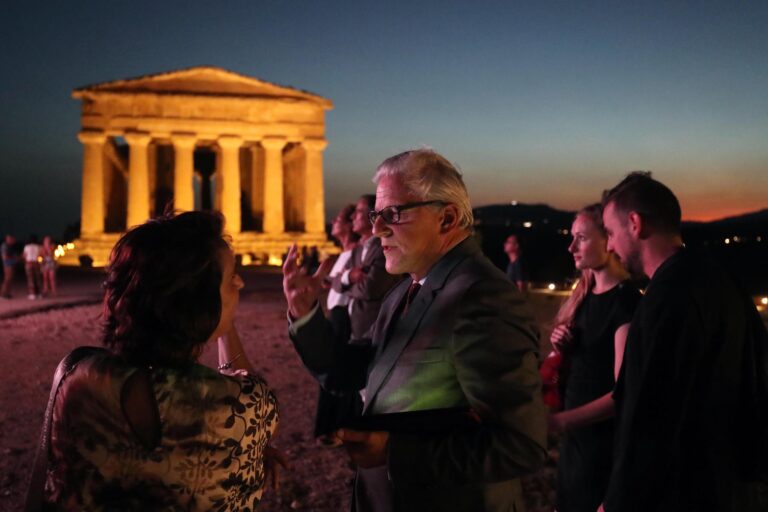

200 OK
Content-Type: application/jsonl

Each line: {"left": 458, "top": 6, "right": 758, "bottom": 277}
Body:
{"left": 1, "top": 0, "right": 767, "bottom": 238}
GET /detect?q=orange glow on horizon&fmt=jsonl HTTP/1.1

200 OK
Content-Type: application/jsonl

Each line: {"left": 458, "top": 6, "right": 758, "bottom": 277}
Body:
{"left": 681, "top": 204, "right": 768, "bottom": 223}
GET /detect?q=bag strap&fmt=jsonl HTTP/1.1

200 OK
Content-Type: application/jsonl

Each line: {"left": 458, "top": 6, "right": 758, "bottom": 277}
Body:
{"left": 24, "top": 346, "right": 106, "bottom": 511}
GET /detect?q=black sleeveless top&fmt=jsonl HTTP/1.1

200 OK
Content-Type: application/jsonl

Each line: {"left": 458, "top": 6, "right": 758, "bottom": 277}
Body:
{"left": 557, "top": 281, "right": 641, "bottom": 512}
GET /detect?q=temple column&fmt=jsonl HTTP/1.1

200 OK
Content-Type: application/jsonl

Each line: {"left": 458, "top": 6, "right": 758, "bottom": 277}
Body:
{"left": 125, "top": 132, "right": 152, "bottom": 228}
{"left": 77, "top": 131, "right": 107, "bottom": 237}
{"left": 302, "top": 138, "right": 328, "bottom": 234}
{"left": 261, "top": 137, "right": 287, "bottom": 234}
{"left": 250, "top": 145, "right": 265, "bottom": 226}
{"left": 218, "top": 135, "right": 243, "bottom": 234}
{"left": 171, "top": 133, "right": 196, "bottom": 212}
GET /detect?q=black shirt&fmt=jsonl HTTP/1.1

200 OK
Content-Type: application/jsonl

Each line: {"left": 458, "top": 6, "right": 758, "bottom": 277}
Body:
{"left": 606, "top": 249, "right": 768, "bottom": 511}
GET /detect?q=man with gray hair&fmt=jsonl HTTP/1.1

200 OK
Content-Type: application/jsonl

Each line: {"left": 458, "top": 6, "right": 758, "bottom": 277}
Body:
{"left": 283, "top": 149, "right": 546, "bottom": 511}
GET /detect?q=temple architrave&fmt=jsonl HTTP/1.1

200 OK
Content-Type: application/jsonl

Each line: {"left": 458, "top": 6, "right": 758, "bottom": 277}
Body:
{"left": 60, "top": 66, "right": 335, "bottom": 266}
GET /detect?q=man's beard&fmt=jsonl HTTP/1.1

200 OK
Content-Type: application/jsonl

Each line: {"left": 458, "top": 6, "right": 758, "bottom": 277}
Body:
{"left": 622, "top": 248, "right": 644, "bottom": 277}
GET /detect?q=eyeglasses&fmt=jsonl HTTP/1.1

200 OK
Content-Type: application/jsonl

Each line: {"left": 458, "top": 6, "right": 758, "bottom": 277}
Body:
{"left": 368, "top": 200, "right": 446, "bottom": 225}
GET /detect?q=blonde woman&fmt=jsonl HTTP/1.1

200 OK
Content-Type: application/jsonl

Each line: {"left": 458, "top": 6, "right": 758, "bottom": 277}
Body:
{"left": 549, "top": 204, "right": 641, "bottom": 512}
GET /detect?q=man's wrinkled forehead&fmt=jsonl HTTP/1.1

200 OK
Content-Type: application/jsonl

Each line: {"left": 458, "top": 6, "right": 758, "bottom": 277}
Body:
{"left": 376, "top": 174, "right": 418, "bottom": 204}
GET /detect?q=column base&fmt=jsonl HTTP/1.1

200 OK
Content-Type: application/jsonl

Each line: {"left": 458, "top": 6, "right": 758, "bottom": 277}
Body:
{"left": 57, "top": 233, "right": 123, "bottom": 268}
{"left": 56, "top": 232, "right": 337, "bottom": 268}
{"left": 231, "top": 231, "right": 338, "bottom": 266}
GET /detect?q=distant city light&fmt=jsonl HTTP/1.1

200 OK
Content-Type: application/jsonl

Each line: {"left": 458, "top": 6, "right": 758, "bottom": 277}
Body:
{"left": 724, "top": 238, "right": 730, "bottom": 244}
{"left": 523, "top": 221, "right": 533, "bottom": 228}
{"left": 548, "top": 283, "right": 556, "bottom": 291}
{"left": 511, "top": 200, "right": 518, "bottom": 206}
{"left": 758, "top": 236, "right": 763, "bottom": 242}
{"left": 559, "top": 229, "right": 570, "bottom": 235}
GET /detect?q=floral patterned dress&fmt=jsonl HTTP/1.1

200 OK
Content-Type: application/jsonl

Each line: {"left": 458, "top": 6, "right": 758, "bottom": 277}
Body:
{"left": 46, "top": 352, "right": 278, "bottom": 511}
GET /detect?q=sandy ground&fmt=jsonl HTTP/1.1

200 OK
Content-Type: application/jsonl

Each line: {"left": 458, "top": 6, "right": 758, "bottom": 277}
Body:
{"left": 0, "top": 269, "right": 565, "bottom": 511}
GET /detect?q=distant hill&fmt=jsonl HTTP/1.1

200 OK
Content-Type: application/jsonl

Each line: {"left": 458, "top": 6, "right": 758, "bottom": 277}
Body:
{"left": 476, "top": 203, "right": 768, "bottom": 232}
{"left": 686, "top": 208, "right": 768, "bottom": 227}
{"left": 473, "top": 203, "right": 768, "bottom": 294}
{"left": 474, "top": 203, "right": 574, "bottom": 229}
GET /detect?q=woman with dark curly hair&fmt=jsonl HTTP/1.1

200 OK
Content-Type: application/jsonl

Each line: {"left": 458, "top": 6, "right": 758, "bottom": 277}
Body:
{"left": 42, "top": 211, "right": 280, "bottom": 510}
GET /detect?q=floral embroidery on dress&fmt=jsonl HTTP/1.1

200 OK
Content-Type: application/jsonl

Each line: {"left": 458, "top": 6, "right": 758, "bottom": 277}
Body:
{"left": 46, "top": 353, "right": 278, "bottom": 510}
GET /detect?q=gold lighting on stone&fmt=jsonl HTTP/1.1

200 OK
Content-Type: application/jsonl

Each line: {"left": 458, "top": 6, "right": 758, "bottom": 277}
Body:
{"left": 60, "top": 66, "right": 338, "bottom": 267}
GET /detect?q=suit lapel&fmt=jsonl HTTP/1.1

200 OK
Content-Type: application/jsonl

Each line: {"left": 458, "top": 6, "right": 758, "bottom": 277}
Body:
{"left": 361, "top": 237, "right": 380, "bottom": 268}
{"left": 362, "top": 236, "right": 479, "bottom": 414}
{"left": 351, "top": 243, "right": 364, "bottom": 268}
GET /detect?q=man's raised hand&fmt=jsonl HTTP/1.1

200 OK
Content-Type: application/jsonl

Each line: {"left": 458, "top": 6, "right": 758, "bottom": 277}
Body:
{"left": 282, "top": 244, "right": 332, "bottom": 319}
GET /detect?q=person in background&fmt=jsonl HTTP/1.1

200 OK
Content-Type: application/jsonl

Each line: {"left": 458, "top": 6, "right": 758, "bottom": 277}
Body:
{"left": 1, "top": 234, "right": 18, "bottom": 299}
{"left": 23, "top": 234, "right": 42, "bottom": 300}
{"left": 547, "top": 203, "right": 641, "bottom": 512}
{"left": 314, "top": 203, "right": 363, "bottom": 443}
{"left": 325, "top": 204, "right": 360, "bottom": 312}
{"left": 504, "top": 233, "right": 529, "bottom": 292}
{"left": 330, "top": 194, "right": 403, "bottom": 340}
{"left": 600, "top": 172, "right": 768, "bottom": 511}
{"left": 41, "top": 211, "right": 282, "bottom": 510}
{"left": 41, "top": 235, "right": 58, "bottom": 297}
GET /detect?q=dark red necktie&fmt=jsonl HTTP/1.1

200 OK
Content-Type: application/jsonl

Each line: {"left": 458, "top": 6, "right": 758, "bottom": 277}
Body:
{"left": 403, "top": 281, "right": 422, "bottom": 316}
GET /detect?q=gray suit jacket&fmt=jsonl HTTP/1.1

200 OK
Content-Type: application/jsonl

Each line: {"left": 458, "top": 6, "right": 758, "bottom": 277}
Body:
{"left": 331, "top": 237, "right": 403, "bottom": 339}
{"left": 291, "top": 236, "right": 547, "bottom": 511}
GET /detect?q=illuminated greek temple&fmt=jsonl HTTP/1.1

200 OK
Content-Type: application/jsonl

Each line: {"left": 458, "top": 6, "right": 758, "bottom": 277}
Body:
{"left": 61, "top": 66, "right": 334, "bottom": 266}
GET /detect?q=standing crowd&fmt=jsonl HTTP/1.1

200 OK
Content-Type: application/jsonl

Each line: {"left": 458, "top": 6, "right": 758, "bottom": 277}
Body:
{"left": 27, "top": 148, "right": 767, "bottom": 511}
{"left": 1, "top": 234, "right": 58, "bottom": 300}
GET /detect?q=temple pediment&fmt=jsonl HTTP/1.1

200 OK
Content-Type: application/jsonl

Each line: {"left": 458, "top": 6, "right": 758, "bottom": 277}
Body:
{"left": 73, "top": 66, "right": 332, "bottom": 108}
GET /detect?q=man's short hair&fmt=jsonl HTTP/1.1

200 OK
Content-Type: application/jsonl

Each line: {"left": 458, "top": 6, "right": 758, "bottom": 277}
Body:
{"left": 360, "top": 194, "right": 376, "bottom": 212}
{"left": 373, "top": 148, "right": 474, "bottom": 230}
{"left": 602, "top": 171, "right": 681, "bottom": 235}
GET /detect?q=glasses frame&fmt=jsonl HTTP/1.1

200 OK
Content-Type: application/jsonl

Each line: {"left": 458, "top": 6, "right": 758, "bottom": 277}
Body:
{"left": 368, "top": 200, "right": 446, "bottom": 225}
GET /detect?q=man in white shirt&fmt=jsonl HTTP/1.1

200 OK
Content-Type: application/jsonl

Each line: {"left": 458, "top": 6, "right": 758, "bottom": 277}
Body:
{"left": 22, "top": 235, "right": 42, "bottom": 300}
{"left": 330, "top": 194, "right": 403, "bottom": 339}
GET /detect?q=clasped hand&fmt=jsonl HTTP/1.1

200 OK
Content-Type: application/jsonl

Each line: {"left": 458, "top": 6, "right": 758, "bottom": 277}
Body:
{"left": 348, "top": 266, "right": 367, "bottom": 284}
{"left": 334, "top": 429, "right": 390, "bottom": 468}
{"left": 550, "top": 324, "right": 575, "bottom": 353}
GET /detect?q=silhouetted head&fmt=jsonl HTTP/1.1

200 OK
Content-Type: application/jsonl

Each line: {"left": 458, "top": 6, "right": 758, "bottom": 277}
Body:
{"left": 102, "top": 211, "right": 237, "bottom": 367}
{"left": 332, "top": 203, "right": 357, "bottom": 240}
{"left": 504, "top": 234, "right": 521, "bottom": 258}
{"left": 352, "top": 194, "right": 376, "bottom": 236}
